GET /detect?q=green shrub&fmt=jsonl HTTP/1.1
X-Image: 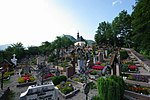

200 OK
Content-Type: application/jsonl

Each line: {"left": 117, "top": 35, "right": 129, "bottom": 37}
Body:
{"left": 90, "top": 70, "right": 97, "bottom": 75}
{"left": 61, "top": 86, "right": 74, "bottom": 94}
{"left": 5, "top": 71, "right": 14, "bottom": 76}
{"left": 101, "top": 63, "right": 106, "bottom": 66}
{"left": 89, "top": 82, "right": 97, "bottom": 89}
{"left": 65, "top": 82, "right": 72, "bottom": 85}
{"left": 120, "top": 50, "right": 128, "bottom": 60}
{"left": 97, "top": 75, "right": 125, "bottom": 100}
{"left": 29, "top": 76, "right": 35, "bottom": 82}
{"left": 91, "top": 95, "right": 100, "bottom": 100}
{"left": 52, "top": 75, "right": 67, "bottom": 86}
{"left": 121, "top": 64, "right": 129, "bottom": 72}
{"left": 73, "top": 78, "right": 79, "bottom": 82}
{"left": 18, "top": 77, "right": 25, "bottom": 83}
{"left": 59, "top": 75, "right": 67, "bottom": 82}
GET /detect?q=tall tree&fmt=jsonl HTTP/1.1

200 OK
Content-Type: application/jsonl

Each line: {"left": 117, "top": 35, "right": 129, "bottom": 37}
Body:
{"left": 112, "top": 10, "right": 132, "bottom": 47}
{"left": 95, "top": 21, "right": 113, "bottom": 46}
{"left": 39, "top": 41, "right": 52, "bottom": 55}
{"left": 4, "top": 42, "right": 25, "bottom": 61}
{"left": 131, "top": 0, "right": 150, "bottom": 53}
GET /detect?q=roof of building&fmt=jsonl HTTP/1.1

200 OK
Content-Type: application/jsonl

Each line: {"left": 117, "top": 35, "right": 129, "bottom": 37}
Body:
{"left": 76, "top": 36, "right": 86, "bottom": 42}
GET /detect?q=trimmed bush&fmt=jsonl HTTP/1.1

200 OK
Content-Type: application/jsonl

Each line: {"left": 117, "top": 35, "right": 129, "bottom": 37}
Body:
{"left": 52, "top": 75, "right": 67, "bottom": 86}
{"left": 29, "top": 76, "right": 35, "bottom": 82}
{"left": 97, "top": 75, "right": 125, "bottom": 100}
{"left": 91, "top": 95, "right": 100, "bottom": 100}
{"left": 90, "top": 70, "right": 97, "bottom": 75}
{"left": 120, "top": 50, "right": 128, "bottom": 60}
{"left": 61, "top": 86, "right": 74, "bottom": 94}
{"left": 121, "top": 64, "right": 129, "bottom": 72}
{"left": 18, "top": 77, "right": 25, "bottom": 83}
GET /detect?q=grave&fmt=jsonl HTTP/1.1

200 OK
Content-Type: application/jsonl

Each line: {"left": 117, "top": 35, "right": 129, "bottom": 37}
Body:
{"left": 11, "top": 54, "right": 17, "bottom": 66}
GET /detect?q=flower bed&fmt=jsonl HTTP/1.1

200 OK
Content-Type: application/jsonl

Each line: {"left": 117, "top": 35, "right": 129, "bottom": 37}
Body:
{"left": 125, "top": 84, "right": 150, "bottom": 95}
{"left": 90, "top": 70, "right": 97, "bottom": 75}
{"left": 57, "top": 82, "right": 74, "bottom": 95}
{"left": 0, "top": 71, "right": 14, "bottom": 80}
{"left": 18, "top": 74, "right": 35, "bottom": 84}
{"left": 57, "top": 81, "right": 80, "bottom": 99}
{"left": 128, "top": 65, "right": 138, "bottom": 71}
{"left": 92, "top": 65, "right": 104, "bottom": 70}
{"left": 127, "top": 75, "right": 149, "bottom": 83}
{"left": 43, "top": 73, "right": 54, "bottom": 79}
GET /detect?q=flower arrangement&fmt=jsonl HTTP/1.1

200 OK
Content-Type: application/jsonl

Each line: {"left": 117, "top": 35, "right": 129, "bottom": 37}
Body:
{"left": 57, "top": 82, "right": 74, "bottom": 95}
{"left": 128, "top": 65, "right": 138, "bottom": 71}
{"left": 127, "top": 75, "right": 149, "bottom": 82}
{"left": 126, "top": 84, "right": 150, "bottom": 95}
{"left": 18, "top": 74, "right": 35, "bottom": 83}
{"left": 43, "top": 73, "right": 54, "bottom": 79}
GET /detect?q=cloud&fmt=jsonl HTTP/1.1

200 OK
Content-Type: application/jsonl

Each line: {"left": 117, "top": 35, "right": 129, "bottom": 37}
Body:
{"left": 112, "top": 0, "right": 122, "bottom": 6}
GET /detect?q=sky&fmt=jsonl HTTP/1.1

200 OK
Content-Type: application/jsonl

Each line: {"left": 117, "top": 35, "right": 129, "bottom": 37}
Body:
{"left": 0, "top": 0, "right": 135, "bottom": 47}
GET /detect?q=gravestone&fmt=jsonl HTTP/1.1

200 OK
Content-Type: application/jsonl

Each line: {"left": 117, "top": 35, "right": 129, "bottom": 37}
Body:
{"left": 11, "top": 54, "right": 17, "bottom": 66}
{"left": 66, "top": 66, "right": 75, "bottom": 78}
{"left": 23, "top": 63, "right": 30, "bottom": 74}
{"left": 105, "top": 50, "right": 108, "bottom": 58}
{"left": 37, "top": 56, "right": 46, "bottom": 65}
{"left": 93, "top": 56, "right": 96, "bottom": 64}
{"left": 98, "top": 52, "right": 103, "bottom": 62}
{"left": 77, "top": 60, "right": 85, "bottom": 73}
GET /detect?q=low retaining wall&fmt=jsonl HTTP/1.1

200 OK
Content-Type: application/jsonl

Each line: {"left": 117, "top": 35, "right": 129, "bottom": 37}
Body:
{"left": 124, "top": 79, "right": 150, "bottom": 87}
{"left": 124, "top": 90, "right": 150, "bottom": 100}
{"left": 58, "top": 88, "right": 80, "bottom": 99}
{"left": 68, "top": 79, "right": 84, "bottom": 87}
{"left": 122, "top": 48, "right": 150, "bottom": 72}
{"left": 130, "top": 50, "right": 150, "bottom": 72}
{"left": 16, "top": 81, "right": 37, "bottom": 87}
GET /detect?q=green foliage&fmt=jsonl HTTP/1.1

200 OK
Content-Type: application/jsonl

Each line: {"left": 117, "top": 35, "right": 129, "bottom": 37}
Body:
{"left": 109, "top": 75, "right": 125, "bottom": 99}
{"left": 97, "top": 76, "right": 125, "bottom": 100}
{"left": 60, "top": 60, "right": 68, "bottom": 68}
{"left": 61, "top": 86, "right": 74, "bottom": 94}
{"left": 48, "top": 54, "right": 56, "bottom": 62}
{"left": 91, "top": 95, "right": 100, "bottom": 100}
{"left": 121, "top": 64, "right": 129, "bottom": 72}
{"left": 120, "top": 50, "right": 128, "bottom": 60}
{"left": 18, "top": 77, "right": 25, "bottom": 83}
{"left": 57, "top": 81, "right": 74, "bottom": 95}
{"left": 89, "top": 82, "right": 97, "bottom": 89}
{"left": 131, "top": 0, "right": 150, "bottom": 52}
{"left": 97, "top": 78, "right": 107, "bottom": 100}
{"left": 101, "top": 63, "right": 106, "bottom": 66}
{"left": 0, "top": 71, "right": 14, "bottom": 79}
{"left": 112, "top": 10, "right": 132, "bottom": 47}
{"left": 52, "top": 75, "right": 67, "bottom": 86}
{"left": 73, "top": 78, "right": 79, "bottom": 82}
{"left": 90, "top": 70, "right": 97, "bottom": 75}
{"left": 95, "top": 21, "right": 113, "bottom": 46}
{"left": 29, "top": 76, "right": 35, "bottom": 82}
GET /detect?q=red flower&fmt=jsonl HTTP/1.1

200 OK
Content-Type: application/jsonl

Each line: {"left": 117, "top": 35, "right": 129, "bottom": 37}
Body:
{"left": 128, "top": 65, "right": 137, "bottom": 70}
{"left": 92, "top": 65, "right": 104, "bottom": 70}
{"left": 23, "top": 76, "right": 30, "bottom": 81}
{"left": 95, "top": 62, "right": 102, "bottom": 65}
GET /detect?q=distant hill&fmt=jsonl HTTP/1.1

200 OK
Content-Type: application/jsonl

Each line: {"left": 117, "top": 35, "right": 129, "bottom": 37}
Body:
{"left": 63, "top": 35, "right": 76, "bottom": 42}
{"left": 0, "top": 44, "right": 10, "bottom": 50}
{"left": 86, "top": 40, "right": 95, "bottom": 45}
